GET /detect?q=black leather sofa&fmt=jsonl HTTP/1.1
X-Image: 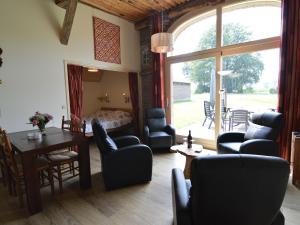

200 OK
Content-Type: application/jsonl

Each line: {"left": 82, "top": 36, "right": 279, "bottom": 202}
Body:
{"left": 217, "top": 111, "right": 282, "bottom": 156}
{"left": 144, "top": 108, "right": 176, "bottom": 150}
{"left": 92, "top": 119, "right": 153, "bottom": 190}
{"left": 172, "top": 154, "right": 290, "bottom": 225}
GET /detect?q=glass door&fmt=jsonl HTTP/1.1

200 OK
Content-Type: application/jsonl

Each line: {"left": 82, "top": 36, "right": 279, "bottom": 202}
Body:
{"left": 220, "top": 48, "right": 280, "bottom": 133}
{"left": 169, "top": 57, "right": 217, "bottom": 148}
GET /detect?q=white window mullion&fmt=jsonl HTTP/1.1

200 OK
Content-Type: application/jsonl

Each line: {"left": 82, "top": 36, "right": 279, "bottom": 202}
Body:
{"left": 215, "top": 6, "right": 223, "bottom": 140}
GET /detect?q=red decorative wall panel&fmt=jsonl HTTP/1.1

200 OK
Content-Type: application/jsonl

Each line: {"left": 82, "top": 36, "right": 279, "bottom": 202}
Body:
{"left": 93, "top": 17, "right": 121, "bottom": 64}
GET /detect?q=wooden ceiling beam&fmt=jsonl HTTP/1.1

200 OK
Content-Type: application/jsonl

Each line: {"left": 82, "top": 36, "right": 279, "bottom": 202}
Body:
{"left": 168, "top": 0, "right": 225, "bottom": 18}
{"left": 55, "top": 0, "right": 68, "bottom": 9}
{"left": 81, "top": 0, "right": 145, "bottom": 21}
{"left": 58, "top": 0, "right": 192, "bottom": 22}
{"left": 134, "top": 18, "right": 150, "bottom": 30}
{"left": 60, "top": 0, "right": 78, "bottom": 45}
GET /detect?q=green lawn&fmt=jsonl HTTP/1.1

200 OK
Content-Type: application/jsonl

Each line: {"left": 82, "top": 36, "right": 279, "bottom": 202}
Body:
{"left": 173, "top": 93, "right": 277, "bottom": 129}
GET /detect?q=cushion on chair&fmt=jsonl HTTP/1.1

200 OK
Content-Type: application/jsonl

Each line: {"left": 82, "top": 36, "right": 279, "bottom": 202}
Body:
{"left": 217, "top": 142, "right": 241, "bottom": 154}
{"left": 47, "top": 154, "right": 72, "bottom": 161}
{"left": 60, "top": 150, "right": 78, "bottom": 157}
{"left": 149, "top": 131, "right": 172, "bottom": 149}
{"left": 146, "top": 108, "right": 167, "bottom": 132}
{"left": 244, "top": 122, "right": 275, "bottom": 141}
{"left": 251, "top": 112, "right": 282, "bottom": 128}
{"left": 148, "top": 118, "right": 167, "bottom": 132}
{"left": 147, "top": 108, "right": 166, "bottom": 118}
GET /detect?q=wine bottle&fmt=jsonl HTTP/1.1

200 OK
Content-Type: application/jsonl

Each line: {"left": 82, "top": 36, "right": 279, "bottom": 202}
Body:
{"left": 187, "top": 130, "right": 192, "bottom": 149}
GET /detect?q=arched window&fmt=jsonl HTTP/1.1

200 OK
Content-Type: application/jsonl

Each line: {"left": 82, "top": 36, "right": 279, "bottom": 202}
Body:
{"left": 166, "top": 0, "right": 281, "bottom": 148}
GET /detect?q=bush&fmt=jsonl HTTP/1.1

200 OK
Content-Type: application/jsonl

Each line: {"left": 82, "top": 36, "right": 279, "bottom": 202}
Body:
{"left": 269, "top": 87, "right": 278, "bottom": 94}
{"left": 243, "top": 87, "right": 254, "bottom": 94}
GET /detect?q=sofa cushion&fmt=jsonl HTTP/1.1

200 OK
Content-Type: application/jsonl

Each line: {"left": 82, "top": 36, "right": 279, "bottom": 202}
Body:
{"left": 244, "top": 122, "right": 275, "bottom": 141}
{"left": 146, "top": 108, "right": 167, "bottom": 132}
{"left": 148, "top": 118, "right": 167, "bottom": 132}
{"left": 251, "top": 111, "right": 282, "bottom": 128}
{"left": 149, "top": 131, "right": 172, "bottom": 149}
{"left": 217, "top": 142, "right": 241, "bottom": 154}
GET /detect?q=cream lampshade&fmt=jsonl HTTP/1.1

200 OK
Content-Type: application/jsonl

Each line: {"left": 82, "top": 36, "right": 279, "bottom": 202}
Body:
{"left": 151, "top": 32, "right": 174, "bottom": 53}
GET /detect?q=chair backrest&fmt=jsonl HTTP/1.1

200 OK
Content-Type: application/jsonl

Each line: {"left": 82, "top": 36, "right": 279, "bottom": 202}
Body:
{"left": 92, "top": 119, "right": 118, "bottom": 155}
{"left": 230, "top": 109, "right": 249, "bottom": 124}
{"left": 190, "top": 154, "right": 290, "bottom": 225}
{"left": 244, "top": 112, "right": 282, "bottom": 141}
{"left": 203, "top": 101, "right": 213, "bottom": 117}
{"left": 145, "top": 108, "right": 167, "bottom": 132}
{"left": 62, "top": 115, "right": 86, "bottom": 136}
{"left": 0, "top": 128, "right": 20, "bottom": 177}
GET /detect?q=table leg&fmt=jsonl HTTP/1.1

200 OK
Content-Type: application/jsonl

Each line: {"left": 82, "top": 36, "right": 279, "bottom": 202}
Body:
{"left": 22, "top": 154, "right": 42, "bottom": 215}
{"left": 183, "top": 156, "right": 194, "bottom": 179}
{"left": 78, "top": 140, "right": 91, "bottom": 189}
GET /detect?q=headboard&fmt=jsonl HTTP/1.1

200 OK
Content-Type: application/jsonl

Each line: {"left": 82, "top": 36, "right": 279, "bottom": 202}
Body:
{"left": 101, "top": 107, "right": 133, "bottom": 115}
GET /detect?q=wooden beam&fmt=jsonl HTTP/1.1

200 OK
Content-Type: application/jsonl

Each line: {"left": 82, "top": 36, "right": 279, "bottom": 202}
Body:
{"left": 168, "top": 0, "right": 225, "bottom": 19}
{"left": 60, "top": 0, "right": 78, "bottom": 45}
{"left": 55, "top": 0, "right": 68, "bottom": 9}
{"left": 135, "top": 18, "right": 150, "bottom": 30}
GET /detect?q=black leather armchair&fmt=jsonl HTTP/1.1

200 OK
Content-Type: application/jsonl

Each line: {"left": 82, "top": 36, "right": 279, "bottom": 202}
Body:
{"left": 172, "top": 154, "right": 290, "bottom": 225}
{"left": 144, "top": 108, "right": 176, "bottom": 150}
{"left": 92, "top": 119, "right": 153, "bottom": 190}
{"left": 217, "top": 111, "right": 282, "bottom": 156}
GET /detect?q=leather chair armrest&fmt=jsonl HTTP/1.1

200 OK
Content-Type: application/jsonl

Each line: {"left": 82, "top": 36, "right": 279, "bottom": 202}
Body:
{"left": 239, "top": 139, "right": 280, "bottom": 156}
{"left": 217, "top": 132, "right": 245, "bottom": 144}
{"left": 102, "top": 144, "right": 153, "bottom": 190}
{"left": 165, "top": 124, "right": 176, "bottom": 145}
{"left": 107, "top": 144, "right": 153, "bottom": 166}
{"left": 144, "top": 126, "right": 150, "bottom": 145}
{"left": 172, "top": 168, "right": 192, "bottom": 225}
{"left": 112, "top": 135, "right": 140, "bottom": 148}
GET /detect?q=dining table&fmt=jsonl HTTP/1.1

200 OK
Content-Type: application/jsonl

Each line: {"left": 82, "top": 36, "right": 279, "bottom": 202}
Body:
{"left": 8, "top": 127, "right": 91, "bottom": 215}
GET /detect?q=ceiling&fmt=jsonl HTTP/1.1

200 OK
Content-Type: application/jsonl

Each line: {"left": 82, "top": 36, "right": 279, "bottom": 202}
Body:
{"left": 80, "top": 0, "right": 191, "bottom": 22}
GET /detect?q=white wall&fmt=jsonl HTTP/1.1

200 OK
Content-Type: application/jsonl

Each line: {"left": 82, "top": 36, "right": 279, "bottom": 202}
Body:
{"left": 0, "top": 0, "right": 140, "bottom": 132}
{"left": 82, "top": 71, "right": 131, "bottom": 117}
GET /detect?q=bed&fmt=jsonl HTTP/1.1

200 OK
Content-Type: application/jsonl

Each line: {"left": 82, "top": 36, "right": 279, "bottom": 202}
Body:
{"left": 83, "top": 107, "right": 133, "bottom": 137}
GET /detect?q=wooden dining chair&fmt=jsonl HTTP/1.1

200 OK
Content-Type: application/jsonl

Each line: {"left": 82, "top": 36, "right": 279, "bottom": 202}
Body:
{"left": 46, "top": 115, "right": 86, "bottom": 193}
{"left": 0, "top": 129, "right": 8, "bottom": 187}
{"left": 0, "top": 128, "right": 54, "bottom": 207}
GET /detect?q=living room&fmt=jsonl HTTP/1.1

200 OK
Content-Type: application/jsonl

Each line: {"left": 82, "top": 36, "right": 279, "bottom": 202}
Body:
{"left": 0, "top": 0, "right": 299, "bottom": 225}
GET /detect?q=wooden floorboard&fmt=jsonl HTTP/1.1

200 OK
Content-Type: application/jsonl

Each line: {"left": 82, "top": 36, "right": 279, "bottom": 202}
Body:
{"left": 0, "top": 143, "right": 299, "bottom": 225}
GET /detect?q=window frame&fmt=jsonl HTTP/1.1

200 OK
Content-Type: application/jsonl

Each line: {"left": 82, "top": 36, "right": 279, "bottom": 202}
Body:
{"left": 165, "top": 0, "right": 281, "bottom": 149}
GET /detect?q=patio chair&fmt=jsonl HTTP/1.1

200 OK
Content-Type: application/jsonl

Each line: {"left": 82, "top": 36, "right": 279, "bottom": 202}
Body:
{"left": 229, "top": 109, "right": 249, "bottom": 131}
{"left": 202, "top": 101, "right": 215, "bottom": 129}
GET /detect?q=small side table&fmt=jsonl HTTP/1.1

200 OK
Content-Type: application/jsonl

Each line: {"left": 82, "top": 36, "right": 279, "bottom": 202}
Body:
{"left": 171, "top": 144, "right": 216, "bottom": 179}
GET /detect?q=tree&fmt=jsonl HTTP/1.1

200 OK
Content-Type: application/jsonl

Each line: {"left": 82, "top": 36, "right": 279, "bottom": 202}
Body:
{"left": 184, "top": 23, "right": 264, "bottom": 93}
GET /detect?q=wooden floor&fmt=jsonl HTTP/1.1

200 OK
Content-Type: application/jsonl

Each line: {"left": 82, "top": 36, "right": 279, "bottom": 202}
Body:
{"left": 0, "top": 144, "right": 300, "bottom": 225}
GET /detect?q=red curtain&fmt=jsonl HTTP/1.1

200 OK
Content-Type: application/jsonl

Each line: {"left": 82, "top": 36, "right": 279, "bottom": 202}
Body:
{"left": 152, "top": 13, "right": 165, "bottom": 108}
{"left": 277, "top": 0, "right": 300, "bottom": 160}
{"left": 129, "top": 72, "right": 140, "bottom": 135}
{"left": 67, "top": 64, "right": 83, "bottom": 120}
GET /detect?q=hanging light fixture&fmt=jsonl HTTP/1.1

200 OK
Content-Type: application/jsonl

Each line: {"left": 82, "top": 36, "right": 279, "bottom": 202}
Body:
{"left": 151, "top": 11, "right": 173, "bottom": 53}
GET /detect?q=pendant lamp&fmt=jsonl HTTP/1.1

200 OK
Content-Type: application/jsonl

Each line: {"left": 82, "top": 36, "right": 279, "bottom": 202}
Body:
{"left": 151, "top": 11, "right": 173, "bottom": 53}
